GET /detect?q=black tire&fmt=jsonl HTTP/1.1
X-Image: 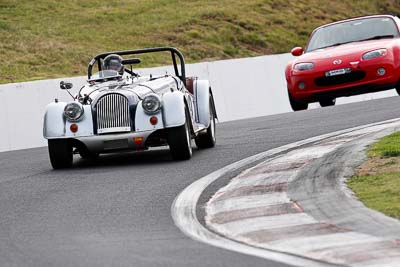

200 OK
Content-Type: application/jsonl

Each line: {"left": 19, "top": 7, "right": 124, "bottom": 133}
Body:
{"left": 48, "top": 139, "right": 73, "bottom": 169}
{"left": 195, "top": 104, "right": 216, "bottom": 149}
{"left": 319, "top": 98, "right": 336, "bottom": 107}
{"left": 396, "top": 87, "right": 400, "bottom": 96}
{"left": 288, "top": 90, "right": 308, "bottom": 111}
{"left": 168, "top": 118, "right": 193, "bottom": 160}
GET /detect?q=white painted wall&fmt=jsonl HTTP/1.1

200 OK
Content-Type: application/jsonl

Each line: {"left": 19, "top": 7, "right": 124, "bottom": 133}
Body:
{"left": 0, "top": 53, "right": 397, "bottom": 152}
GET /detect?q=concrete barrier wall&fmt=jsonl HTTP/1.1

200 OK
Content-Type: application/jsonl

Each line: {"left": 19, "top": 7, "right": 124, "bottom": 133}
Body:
{"left": 0, "top": 53, "right": 396, "bottom": 152}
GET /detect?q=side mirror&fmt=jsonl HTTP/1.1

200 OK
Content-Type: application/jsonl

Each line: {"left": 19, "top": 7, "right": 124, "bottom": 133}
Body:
{"left": 60, "top": 81, "right": 73, "bottom": 90}
{"left": 291, "top": 47, "right": 304, "bottom": 56}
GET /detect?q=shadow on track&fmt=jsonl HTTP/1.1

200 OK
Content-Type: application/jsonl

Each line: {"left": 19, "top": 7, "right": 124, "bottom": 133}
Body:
{"left": 64, "top": 146, "right": 209, "bottom": 170}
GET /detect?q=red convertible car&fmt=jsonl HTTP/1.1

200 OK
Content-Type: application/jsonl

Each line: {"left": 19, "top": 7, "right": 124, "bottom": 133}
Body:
{"left": 285, "top": 15, "right": 400, "bottom": 111}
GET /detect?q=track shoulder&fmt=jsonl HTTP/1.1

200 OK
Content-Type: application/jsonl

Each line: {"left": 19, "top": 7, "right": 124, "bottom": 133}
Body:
{"left": 173, "top": 118, "right": 400, "bottom": 267}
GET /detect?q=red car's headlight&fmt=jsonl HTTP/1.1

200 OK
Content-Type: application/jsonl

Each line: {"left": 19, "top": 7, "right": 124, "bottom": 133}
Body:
{"left": 362, "top": 49, "right": 387, "bottom": 60}
{"left": 294, "top": 62, "right": 314, "bottom": 71}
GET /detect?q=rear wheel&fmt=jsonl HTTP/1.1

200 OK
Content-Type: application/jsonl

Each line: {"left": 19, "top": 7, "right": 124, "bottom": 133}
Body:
{"left": 319, "top": 98, "right": 336, "bottom": 107}
{"left": 168, "top": 118, "right": 193, "bottom": 160}
{"left": 288, "top": 90, "right": 308, "bottom": 111}
{"left": 195, "top": 101, "right": 216, "bottom": 149}
{"left": 48, "top": 139, "right": 73, "bottom": 169}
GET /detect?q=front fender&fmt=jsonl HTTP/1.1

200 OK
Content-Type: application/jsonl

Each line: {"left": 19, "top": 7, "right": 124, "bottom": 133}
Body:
{"left": 285, "top": 63, "right": 293, "bottom": 85}
{"left": 135, "top": 103, "right": 165, "bottom": 132}
{"left": 162, "top": 91, "right": 186, "bottom": 128}
{"left": 43, "top": 102, "right": 94, "bottom": 139}
{"left": 194, "top": 80, "right": 211, "bottom": 127}
{"left": 43, "top": 102, "right": 67, "bottom": 138}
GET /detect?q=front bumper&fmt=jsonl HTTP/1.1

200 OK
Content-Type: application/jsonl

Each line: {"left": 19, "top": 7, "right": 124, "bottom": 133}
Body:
{"left": 288, "top": 58, "right": 400, "bottom": 102}
{"left": 75, "top": 130, "right": 159, "bottom": 153}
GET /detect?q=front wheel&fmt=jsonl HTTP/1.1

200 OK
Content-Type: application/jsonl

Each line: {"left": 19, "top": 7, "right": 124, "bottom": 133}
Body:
{"left": 167, "top": 119, "right": 193, "bottom": 160}
{"left": 288, "top": 90, "right": 308, "bottom": 111}
{"left": 195, "top": 102, "right": 216, "bottom": 149}
{"left": 48, "top": 139, "right": 73, "bottom": 169}
{"left": 319, "top": 98, "right": 336, "bottom": 107}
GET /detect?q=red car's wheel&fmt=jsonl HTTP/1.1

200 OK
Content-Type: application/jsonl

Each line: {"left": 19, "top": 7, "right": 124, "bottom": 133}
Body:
{"left": 288, "top": 90, "right": 308, "bottom": 111}
{"left": 319, "top": 98, "right": 336, "bottom": 107}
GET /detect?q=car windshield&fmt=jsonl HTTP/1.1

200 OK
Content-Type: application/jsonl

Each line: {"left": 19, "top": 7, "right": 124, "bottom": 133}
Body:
{"left": 89, "top": 70, "right": 122, "bottom": 81}
{"left": 306, "top": 17, "right": 400, "bottom": 52}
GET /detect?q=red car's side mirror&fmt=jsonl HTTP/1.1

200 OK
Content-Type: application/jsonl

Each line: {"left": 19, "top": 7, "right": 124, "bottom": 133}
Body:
{"left": 291, "top": 47, "right": 303, "bottom": 56}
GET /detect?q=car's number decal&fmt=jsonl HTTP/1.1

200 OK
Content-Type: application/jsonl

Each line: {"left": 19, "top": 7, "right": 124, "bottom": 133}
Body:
{"left": 325, "top": 68, "right": 352, "bottom": 77}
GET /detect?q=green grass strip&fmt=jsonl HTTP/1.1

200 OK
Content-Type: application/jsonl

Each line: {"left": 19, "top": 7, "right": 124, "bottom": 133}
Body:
{"left": 1, "top": 0, "right": 399, "bottom": 84}
{"left": 368, "top": 131, "right": 400, "bottom": 158}
{"left": 348, "top": 172, "right": 400, "bottom": 219}
{"left": 348, "top": 131, "right": 400, "bottom": 220}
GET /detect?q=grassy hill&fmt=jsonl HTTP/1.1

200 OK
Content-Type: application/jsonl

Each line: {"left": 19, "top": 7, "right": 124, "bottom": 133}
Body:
{"left": 0, "top": 0, "right": 399, "bottom": 84}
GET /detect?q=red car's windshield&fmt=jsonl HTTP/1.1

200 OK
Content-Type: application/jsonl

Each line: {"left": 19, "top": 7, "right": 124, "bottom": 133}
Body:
{"left": 306, "top": 17, "right": 400, "bottom": 52}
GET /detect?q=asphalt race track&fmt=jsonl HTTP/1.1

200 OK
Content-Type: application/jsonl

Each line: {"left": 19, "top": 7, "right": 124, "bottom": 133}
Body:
{"left": 1, "top": 96, "right": 400, "bottom": 267}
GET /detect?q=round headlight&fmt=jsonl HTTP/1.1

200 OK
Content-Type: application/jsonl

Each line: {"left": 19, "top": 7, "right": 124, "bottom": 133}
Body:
{"left": 142, "top": 94, "right": 161, "bottom": 114}
{"left": 64, "top": 102, "right": 84, "bottom": 121}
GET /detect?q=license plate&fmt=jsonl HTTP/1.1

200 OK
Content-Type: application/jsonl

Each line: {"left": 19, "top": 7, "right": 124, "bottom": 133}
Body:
{"left": 104, "top": 139, "right": 129, "bottom": 150}
{"left": 325, "top": 68, "right": 351, "bottom": 77}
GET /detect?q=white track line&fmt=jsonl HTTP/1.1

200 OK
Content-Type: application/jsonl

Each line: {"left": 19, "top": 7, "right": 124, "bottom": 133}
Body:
{"left": 266, "top": 232, "right": 383, "bottom": 254}
{"left": 207, "top": 192, "right": 290, "bottom": 215}
{"left": 210, "top": 213, "right": 317, "bottom": 237}
{"left": 227, "top": 171, "right": 295, "bottom": 188}
{"left": 352, "top": 257, "right": 400, "bottom": 267}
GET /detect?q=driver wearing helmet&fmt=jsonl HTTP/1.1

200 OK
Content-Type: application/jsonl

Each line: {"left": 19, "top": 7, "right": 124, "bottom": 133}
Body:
{"left": 103, "top": 54, "right": 124, "bottom": 75}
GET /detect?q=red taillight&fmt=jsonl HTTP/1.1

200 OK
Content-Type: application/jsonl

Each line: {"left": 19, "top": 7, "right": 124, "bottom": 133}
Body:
{"left": 70, "top": 124, "right": 78, "bottom": 133}
{"left": 150, "top": 116, "right": 158, "bottom": 125}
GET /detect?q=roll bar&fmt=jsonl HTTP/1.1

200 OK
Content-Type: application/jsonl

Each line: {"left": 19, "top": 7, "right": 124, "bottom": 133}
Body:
{"left": 87, "top": 47, "right": 186, "bottom": 82}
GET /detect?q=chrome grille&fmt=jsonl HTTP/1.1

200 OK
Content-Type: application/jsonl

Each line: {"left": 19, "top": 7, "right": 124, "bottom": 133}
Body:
{"left": 96, "top": 93, "right": 131, "bottom": 134}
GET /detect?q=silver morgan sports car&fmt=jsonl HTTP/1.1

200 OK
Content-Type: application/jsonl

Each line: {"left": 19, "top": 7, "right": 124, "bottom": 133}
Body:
{"left": 43, "top": 47, "right": 217, "bottom": 169}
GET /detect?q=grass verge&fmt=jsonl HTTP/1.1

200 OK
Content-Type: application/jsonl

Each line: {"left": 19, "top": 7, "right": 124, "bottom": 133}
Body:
{"left": 1, "top": 0, "right": 399, "bottom": 84}
{"left": 347, "top": 131, "right": 400, "bottom": 220}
